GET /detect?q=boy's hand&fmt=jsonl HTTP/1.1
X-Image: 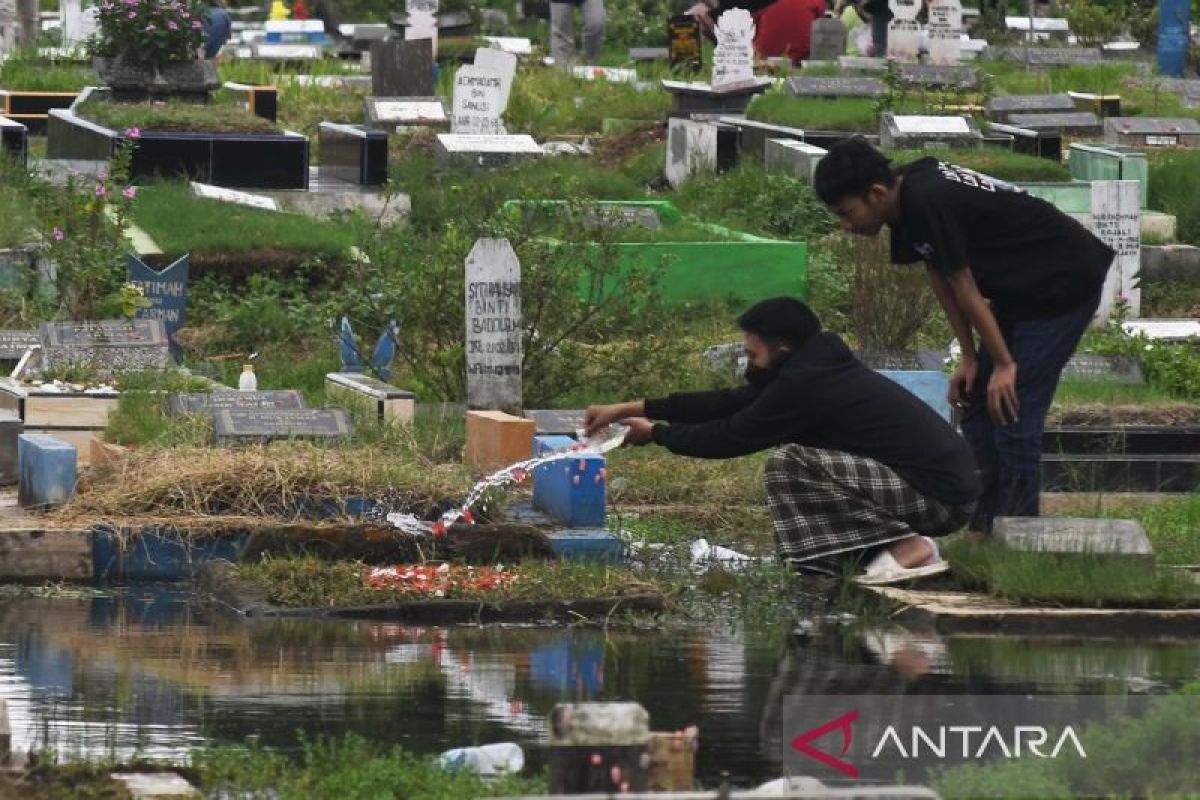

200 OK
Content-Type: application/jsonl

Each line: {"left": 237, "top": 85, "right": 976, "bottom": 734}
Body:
{"left": 949, "top": 358, "right": 977, "bottom": 409}
{"left": 584, "top": 403, "right": 627, "bottom": 436}
{"left": 620, "top": 417, "right": 655, "bottom": 446}
{"left": 987, "top": 362, "right": 1020, "bottom": 425}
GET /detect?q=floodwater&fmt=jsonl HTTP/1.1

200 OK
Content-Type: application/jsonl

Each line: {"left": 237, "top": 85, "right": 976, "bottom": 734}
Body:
{"left": 1, "top": 585, "right": 1199, "bottom": 788}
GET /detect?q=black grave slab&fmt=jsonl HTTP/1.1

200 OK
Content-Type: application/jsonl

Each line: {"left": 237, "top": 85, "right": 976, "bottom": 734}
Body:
{"left": 370, "top": 38, "right": 435, "bottom": 98}
{"left": 1061, "top": 353, "right": 1144, "bottom": 384}
{"left": 1006, "top": 111, "right": 1102, "bottom": 136}
{"left": 169, "top": 390, "right": 308, "bottom": 416}
{"left": 222, "top": 83, "right": 279, "bottom": 122}
{"left": 992, "top": 47, "right": 1104, "bottom": 66}
{"left": 1043, "top": 426, "right": 1200, "bottom": 456}
{"left": 317, "top": 122, "right": 388, "bottom": 186}
{"left": 39, "top": 319, "right": 170, "bottom": 374}
{"left": 524, "top": 409, "right": 585, "bottom": 436}
{"left": 0, "top": 89, "right": 79, "bottom": 133}
{"left": 1042, "top": 454, "right": 1200, "bottom": 493}
{"left": 213, "top": 408, "right": 353, "bottom": 443}
{"left": 988, "top": 122, "right": 1063, "bottom": 161}
{"left": 986, "top": 93, "right": 1076, "bottom": 122}
{"left": 47, "top": 110, "right": 310, "bottom": 190}
{"left": 0, "top": 117, "right": 28, "bottom": 165}
{"left": 787, "top": 76, "right": 885, "bottom": 98}
{"left": 899, "top": 64, "right": 979, "bottom": 89}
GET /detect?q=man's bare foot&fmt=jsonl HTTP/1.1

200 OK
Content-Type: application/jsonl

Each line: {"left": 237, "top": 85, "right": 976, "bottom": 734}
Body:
{"left": 886, "top": 535, "right": 937, "bottom": 569}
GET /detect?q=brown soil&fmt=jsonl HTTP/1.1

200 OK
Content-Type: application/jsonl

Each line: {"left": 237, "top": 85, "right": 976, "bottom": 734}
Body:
{"left": 1049, "top": 403, "right": 1200, "bottom": 426}
{"left": 596, "top": 123, "right": 665, "bottom": 169}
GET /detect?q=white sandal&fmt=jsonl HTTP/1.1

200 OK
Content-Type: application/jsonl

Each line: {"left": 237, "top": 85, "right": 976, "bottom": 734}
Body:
{"left": 854, "top": 537, "right": 949, "bottom": 586}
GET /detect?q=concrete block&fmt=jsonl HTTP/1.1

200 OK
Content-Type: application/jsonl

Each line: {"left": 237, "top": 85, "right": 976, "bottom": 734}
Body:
{"left": 551, "top": 702, "right": 650, "bottom": 746}
{"left": 17, "top": 434, "right": 76, "bottom": 509}
{"left": 763, "top": 138, "right": 827, "bottom": 182}
{"left": 993, "top": 517, "right": 1154, "bottom": 564}
{"left": 325, "top": 373, "right": 416, "bottom": 424}
{"left": 533, "top": 436, "right": 607, "bottom": 528}
{"left": 1141, "top": 244, "right": 1200, "bottom": 284}
{"left": 0, "top": 529, "right": 92, "bottom": 580}
{"left": 548, "top": 528, "right": 623, "bottom": 563}
{"left": 877, "top": 370, "right": 952, "bottom": 422}
{"left": 465, "top": 410, "right": 535, "bottom": 474}
{"left": 0, "top": 411, "right": 21, "bottom": 485}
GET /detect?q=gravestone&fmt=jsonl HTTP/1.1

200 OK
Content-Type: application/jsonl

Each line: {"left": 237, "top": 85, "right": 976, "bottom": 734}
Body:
{"left": 986, "top": 93, "right": 1076, "bottom": 122}
{"left": 1003, "top": 16, "right": 1070, "bottom": 39}
{"left": 525, "top": 409, "right": 586, "bottom": 436}
{"left": 435, "top": 133, "right": 543, "bottom": 169}
{"left": 1006, "top": 111, "right": 1101, "bottom": 136}
{"left": 881, "top": 113, "right": 982, "bottom": 149}
{"left": 855, "top": 350, "right": 945, "bottom": 370}
{"left": 661, "top": 78, "right": 772, "bottom": 118}
{"left": 371, "top": 38, "right": 434, "bottom": 98}
{"left": 465, "top": 238, "right": 522, "bottom": 415}
{"left": 993, "top": 517, "right": 1154, "bottom": 564}
{"left": 0, "top": 330, "right": 37, "bottom": 360}
{"left": 899, "top": 64, "right": 979, "bottom": 88}
{"left": 927, "top": 0, "right": 963, "bottom": 65}
{"left": 366, "top": 96, "right": 448, "bottom": 127}
{"left": 787, "top": 76, "right": 884, "bottom": 98}
{"left": 405, "top": 0, "right": 438, "bottom": 55}
{"left": 1061, "top": 353, "right": 1144, "bottom": 384}
{"left": 1090, "top": 180, "right": 1142, "bottom": 323}
{"left": 1121, "top": 319, "right": 1200, "bottom": 340}
{"left": 579, "top": 204, "right": 663, "bottom": 230}
{"left": 1158, "top": 0, "right": 1190, "bottom": 77}
{"left": 763, "top": 139, "right": 827, "bottom": 182}
{"left": 213, "top": 408, "right": 352, "bottom": 443}
{"left": 1068, "top": 91, "right": 1121, "bottom": 119}
{"left": 1104, "top": 117, "right": 1200, "bottom": 148}
{"left": 191, "top": 182, "right": 280, "bottom": 211}
{"left": 887, "top": 0, "right": 921, "bottom": 61}
{"left": 711, "top": 9, "right": 756, "bottom": 91}
{"left": 38, "top": 319, "right": 170, "bottom": 375}
{"left": 720, "top": 116, "right": 805, "bottom": 160}
{"left": 988, "top": 122, "right": 1062, "bottom": 161}
{"left": 668, "top": 14, "right": 703, "bottom": 72}
{"left": 452, "top": 64, "right": 506, "bottom": 135}
{"left": 474, "top": 47, "right": 518, "bottom": 112}
{"left": 666, "top": 117, "right": 717, "bottom": 188}
{"left": 630, "top": 46, "right": 669, "bottom": 61}
{"left": 168, "top": 390, "right": 307, "bottom": 416}
{"left": 809, "top": 17, "right": 847, "bottom": 61}
{"left": 127, "top": 254, "right": 188, "bottom": 346}
{"left": 995, "top": 46, "right": 1103, "bottom": 66}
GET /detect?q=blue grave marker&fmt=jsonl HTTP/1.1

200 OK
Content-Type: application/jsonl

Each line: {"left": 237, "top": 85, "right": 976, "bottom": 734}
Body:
{"left": 127, "top": 254, "right": 189, "bottom": 352}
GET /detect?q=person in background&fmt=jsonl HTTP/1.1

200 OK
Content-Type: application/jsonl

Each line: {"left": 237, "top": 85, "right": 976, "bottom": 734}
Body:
{"left": 549, "top": 0, "right": 606, "bottom": 64}
{"left": 813, "top": 138, "right": 1114, "bottom": 536}
{"left": 312, "top": 0, "right": 340, "bottom": 39}
{"left": 201, "top": 0, "right": 233, "bottom": 60}
{"left": 686, "top": 0, "right": 827, "bottom": 63}
{"left": 833, "top": 0, "right": 890, "bottom": 55}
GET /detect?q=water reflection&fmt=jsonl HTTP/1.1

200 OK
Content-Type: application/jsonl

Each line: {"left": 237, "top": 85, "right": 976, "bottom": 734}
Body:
{"left": 0, "top": 587, "right": 1196, "bottom": 785}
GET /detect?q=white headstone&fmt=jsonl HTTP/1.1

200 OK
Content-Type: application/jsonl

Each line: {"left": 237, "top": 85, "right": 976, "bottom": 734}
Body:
{"left": 481, "top": 36, "right": 533, "bottom": 55}
{"left": 406, "top": 0, "right": 438, "bottom": 52}
{"left": 927, "top": 0, "right": 963, "bottom": 65}
{"left": 1091, "top": 180, "right": 1142, "bottom": 324}
{"left": 571, "top": 65, "right": 639, "bottom": 83}
{"left": 452, "top": 64, "right": 506, "bottom": 135}
{"left": 191, "top": 182, "right": 281, "bottom": 212}
{"left": 894, "top": 115, "right": 971, "bottom": 133}
{"left": 466, "top": 238, "right": 522, "bottom": 414}
{"left": 0, "top": 0, "right": 15, "bottom": 55}
{"left": 711, "top": 8, "right": 756, "bottom": 91}
{"left": 665, "top": 117, "right": 717, "bottom": 188}
{"left": 888, "top": 0, "right": 921, "bottom": 61}
{"left": 473, "top": 47, "right": 518, "bottom": 114}
{"left": 1121, "top": 319, "right": 1200, "bottom": 341}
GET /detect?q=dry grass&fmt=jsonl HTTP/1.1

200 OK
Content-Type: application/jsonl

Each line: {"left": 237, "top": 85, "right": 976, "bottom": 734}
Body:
{"left": 48, "top": 443, "right": 473, "bottom": 530}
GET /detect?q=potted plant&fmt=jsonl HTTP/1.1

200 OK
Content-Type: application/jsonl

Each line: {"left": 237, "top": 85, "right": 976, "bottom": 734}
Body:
{"left": 89, "top": 0, "right": 219, "bottom": 101}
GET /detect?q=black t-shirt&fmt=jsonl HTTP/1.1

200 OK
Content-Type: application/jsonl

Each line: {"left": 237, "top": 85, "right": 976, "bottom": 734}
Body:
{"left": 644, "top": 331, "right": 981, "bottom": 506}
{"left": 889, "top": 157, "right": 1115, "bottom": 318}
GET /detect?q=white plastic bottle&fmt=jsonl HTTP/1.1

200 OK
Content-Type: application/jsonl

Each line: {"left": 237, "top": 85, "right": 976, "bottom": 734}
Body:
{"left": 238, "top": 364, "right": 257, "bottom": 391}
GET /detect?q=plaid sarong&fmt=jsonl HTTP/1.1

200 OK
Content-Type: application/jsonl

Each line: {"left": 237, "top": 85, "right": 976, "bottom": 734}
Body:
{"left": 765, "top": 444, "right": 973, "bottom": 576}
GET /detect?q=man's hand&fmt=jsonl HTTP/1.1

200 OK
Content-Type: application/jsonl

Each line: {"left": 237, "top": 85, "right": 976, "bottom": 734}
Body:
{"left": 620, "top": 417, "right": 655, "bottom": 446}
{"left": 584, "top": 401, "right": 641, "bottom": 437}
{"left": 685, "top": 1, "right": 715, "bottom": 32}
{"left": 987, "top": 362, "right": 1019, "bottom": 425}
{"left": 949, "top": 357, "right": 977, "bottom": 410}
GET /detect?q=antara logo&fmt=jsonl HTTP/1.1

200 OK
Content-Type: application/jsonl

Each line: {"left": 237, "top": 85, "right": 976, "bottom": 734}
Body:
{"left": 791, "top": 710, "right": 860, "bottom": 778}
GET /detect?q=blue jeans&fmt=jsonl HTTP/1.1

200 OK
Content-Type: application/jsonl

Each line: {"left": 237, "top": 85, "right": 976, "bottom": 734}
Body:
{"left": 961, "top": 292, "right": 1100, "bottom": 533}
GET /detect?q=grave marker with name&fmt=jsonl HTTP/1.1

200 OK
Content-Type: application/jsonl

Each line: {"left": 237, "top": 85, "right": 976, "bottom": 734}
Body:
{"left": 452, "top": 64, "right": 506, "bottom": 135}
{"left": 809, "top": 17, "right": 847, "bottom": 61}
{"left": 0, "top": 330, "right": 37, "bottom": 361}
{"left": 213, "top": 408, "right": 352, "bottom": 443}
{"left": 1104, "top": 117, "right": 1200, "bottom": 148}
{"left": 1091, "top": 180, "right": 1142, "bottom": 323}
{"left": 474, "top": 47, "right": 518, "bottom": 112}
{"left": 127, "top": 254, "right": 189, "bottom": 346}
{"left": 787, "top": 76, "right": 885, "bottom": 98}
{"left": 986, "top": 93, "right": 1076, "bottom": 122}
{"left": 190, "top": 182, "right": 280, "bottom": 211}
{"left": 888, "top": 0, "right": 922, "bottom": 61}
{"left": 927, "top": 0, "right": 963, "bottom": 65}
{"left": 168, "top": 390, "right": 307, "bottom": 416}
{"left": 881, "top": 113, "right": 982, "bottom": 149}
{"left": 465, "top": 238, "right": 522, "bottom": 415}
{"left": 899, "top": 64, "right": 979, "bottom": 88}
{"left": 996, "top": 46, "right": 1103, "bottom": 66}
{"left": 668, "top": 14, "right": 703, "bottom": 72}
{"left": 1061, "top": 353, "right": 1144, "bottom": 384}
{"left": 435, "top": 133, "right": 543, "bottom": 169}
{"left": 38, "top": 319, "right": 170, "bottom": 375}
{"left": 711, "top": 9, "right": 756, "bottom": 91}
{"left": 365, "top": 96, "right": 448, "bottom": 126}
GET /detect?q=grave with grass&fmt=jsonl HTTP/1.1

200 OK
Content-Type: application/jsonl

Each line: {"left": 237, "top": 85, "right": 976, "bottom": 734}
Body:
{"left": 661, "top": 9, "right": 770, "bottom": 119}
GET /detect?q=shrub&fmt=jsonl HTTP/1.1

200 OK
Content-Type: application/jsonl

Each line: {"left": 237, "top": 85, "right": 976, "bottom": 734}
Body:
{"left": 90, "top": 0, "right": 205, "bottom": 64}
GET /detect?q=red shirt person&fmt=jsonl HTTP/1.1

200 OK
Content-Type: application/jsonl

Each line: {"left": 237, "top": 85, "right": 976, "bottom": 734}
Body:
{"left": 687, "top": 0, "right": 829, "bottom": 64}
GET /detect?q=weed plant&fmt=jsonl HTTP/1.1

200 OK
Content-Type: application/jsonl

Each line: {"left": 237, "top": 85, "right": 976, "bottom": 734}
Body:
{"left": 0, "top": 58, "right": 93, "bottom": 92}
{"left": 1149, "top": 149, "right": 1200, "bottom": 245}
{"left": 82, "top": 101, "right": 282, "bottom": 134}
{"left": 889, "top": 148, "right": 1071, "bottom": 181}
{"left": 0, "top": 183, "right": 38, "bottom": 250}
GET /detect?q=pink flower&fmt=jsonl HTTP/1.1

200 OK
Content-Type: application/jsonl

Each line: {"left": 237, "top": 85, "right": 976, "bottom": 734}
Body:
{"left": 95, "top": 185, "right": 107, "bottom": 198}
{"left": 167, "top": 21, "right": 177, "bottom": 30}
{"left": 97, "top": 169, "right": 109, "bottom": 180}
{"left": 191, "top": 19, "right": 201, "bottom": 28}
{"left": 144, "top": 23, "right": 155, "bottom": 30}
{"left": 125, "top": 127, "right": 141, "bottom": 138}
{"left": 52, "top": 228, "right": 64, "bottom": 241}
{"left": 122, "top": 187, "right": 137, "bottom": 200}
{"left": 127, "top": 11, "right": 135, "bottom": 17}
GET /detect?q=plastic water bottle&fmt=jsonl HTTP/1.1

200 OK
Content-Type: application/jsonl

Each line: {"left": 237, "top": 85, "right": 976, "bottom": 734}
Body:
{"left": 437, "top": 742, "right": 524, "bottom": 776}
{"left": 238, "top": 364, "right": 257, "bottom": 392}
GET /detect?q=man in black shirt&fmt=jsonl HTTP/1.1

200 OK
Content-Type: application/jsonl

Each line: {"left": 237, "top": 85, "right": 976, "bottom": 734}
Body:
{"left": 813, "top": 138, "right": 1114, "bottom": 533}
{"left": 585, "top": 297, "right": 980, "bottom": 583}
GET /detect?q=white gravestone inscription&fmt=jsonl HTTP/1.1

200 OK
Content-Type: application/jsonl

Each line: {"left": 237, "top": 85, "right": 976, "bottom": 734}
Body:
{"left": 927, "top": 0, "right": 963, "bottom": 65}
{"left": 1091, "top": 180, "right": 1142, "bottom": 324}
{"left": 888, "top": 0, "right": 921, "bottom": 61}
{"left": 452, "top": 64, "right": 506, "bottom": 135}
{"left": 712, "top": 9, "right": 756, "bottom": 91}
{"left": 473, "top": 47, "right": 518, "bottom": 114}
{"left": 666, "top": 117, "right": 717, "bottom": 188}
{"left": 465, "top": 238, "right": 522, "bottom": 414}
{"left": 406, "top": 0, "right": 438, "bottom": 55}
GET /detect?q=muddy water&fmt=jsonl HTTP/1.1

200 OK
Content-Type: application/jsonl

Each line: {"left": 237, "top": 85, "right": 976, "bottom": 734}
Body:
{"left": 1, "top": 587, "right": 1199, "bottom": 787}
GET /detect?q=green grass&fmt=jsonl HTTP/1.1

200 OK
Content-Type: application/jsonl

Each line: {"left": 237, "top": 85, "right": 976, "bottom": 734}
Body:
{"left": 1143, "top": 280, "right": 1200, "bottom": 317}
{"left": 82, "top": 101, "right": 282, "bottom": 135}
{"left": 1052, "top": 378, "right": 1179, "bottom": 407}
{"left": 0, "top": 184, "right": 37, "bottom": 249}
{"left": 1047, "top": 494, "right": 1200, "bottom": 566}
{"left": 671, "top": 162, "right": 838, "bottom": 241}
{"left": 944, "top": 538, "right": 1200, "bottom": 607}
{"left": 890, "top": 148, "right": 1072, "bottom": 181}
{"left": 0, "top": 58, "right": 93, "bottom": 92}
{"left": 747, "top": 92, "right": 888, "bottom": 133}
{"left": 130, "top": 183, "right": 355, "bottom": 259}
{"left": 984, "top": 59, "right": 1141, "bottom": 96}
{"left": 504, "top": 64, "right": 670, "bottom": 137}
{"left": 1149, "top": 149, "right": 1200, "bottom": 245}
